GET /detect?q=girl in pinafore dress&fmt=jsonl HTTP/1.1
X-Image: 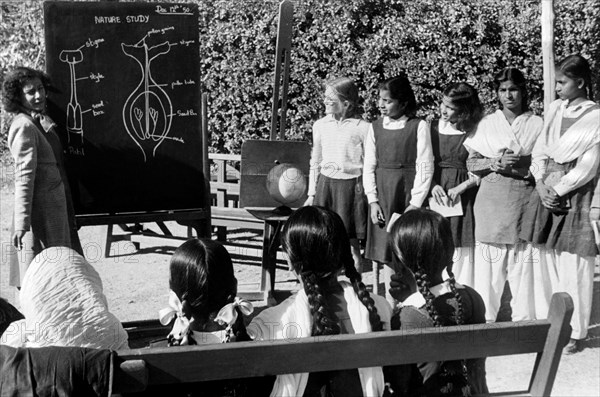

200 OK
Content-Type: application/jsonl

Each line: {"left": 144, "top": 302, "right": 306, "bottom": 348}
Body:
{"left": 305, "top": 77, "right": 369, "bottom": 272}
{"left": 429, "top": 83, "right": 483, "bottom": 287}
{"left": 519, "top": 55, "right": 599, "bottom": 353}
{"left": 386, "top": 209, "right": 488, "bottom": 396}
{"left": 363, "top": 75, "right": 434, "bottom": 305}
{"left": 464, "top": 68, "right": 544, "bottom": 323}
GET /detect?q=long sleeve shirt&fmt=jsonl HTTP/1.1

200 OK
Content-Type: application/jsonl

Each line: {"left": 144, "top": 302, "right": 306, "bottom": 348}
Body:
{"left": 363, "top": 116, "right": 434, "bottom": 207}
{"left": 531, "top": 100, "right": 600, "bottom": 197}
{"left": 307, "top": 115, "right": 370, "bottom": 196}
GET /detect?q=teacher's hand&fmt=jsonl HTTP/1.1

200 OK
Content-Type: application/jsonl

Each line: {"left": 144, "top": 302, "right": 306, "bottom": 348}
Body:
{"left": 12, "top": 230, "right": 27, "bottom": 251}
{"left": 303, "top": 195, "right": 314, "bottom": 207}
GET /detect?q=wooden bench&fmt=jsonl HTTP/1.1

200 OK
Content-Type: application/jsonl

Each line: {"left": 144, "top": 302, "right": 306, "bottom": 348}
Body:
{"left": 113, "top": 293, "right": 573, "bottom": 396}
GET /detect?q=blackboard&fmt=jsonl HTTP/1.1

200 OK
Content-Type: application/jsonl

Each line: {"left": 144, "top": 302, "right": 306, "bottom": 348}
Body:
{"left": 44, "top": 1, "right": 205, "bottom": 216}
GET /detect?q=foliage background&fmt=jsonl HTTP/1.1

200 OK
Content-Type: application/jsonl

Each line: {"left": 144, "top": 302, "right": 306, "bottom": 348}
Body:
{"left": 1, "top": 0, "right": 599, "bottom": 155}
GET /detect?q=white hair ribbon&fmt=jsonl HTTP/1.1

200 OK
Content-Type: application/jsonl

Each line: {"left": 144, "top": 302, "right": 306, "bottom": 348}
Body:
{"left": 214, "top": 297, "right": 254, "bottom": 326}
{"left": 158, "top": 290, "right": 193, "bottom": 345}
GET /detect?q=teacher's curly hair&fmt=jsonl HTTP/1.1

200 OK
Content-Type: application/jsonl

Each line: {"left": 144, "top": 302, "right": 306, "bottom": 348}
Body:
{"left": 2, "top": 67, "right": 53, "bottom": 113}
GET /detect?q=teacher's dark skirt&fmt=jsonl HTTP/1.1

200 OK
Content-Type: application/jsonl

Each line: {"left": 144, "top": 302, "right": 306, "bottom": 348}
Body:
{"left": 314, "top": 175, "right": 367, "bottom": 239}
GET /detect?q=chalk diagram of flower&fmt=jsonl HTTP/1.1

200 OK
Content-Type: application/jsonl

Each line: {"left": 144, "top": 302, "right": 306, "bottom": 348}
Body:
{"left": 59, "top": 49, "right": 84, "bottom": 144}
{"left": 121, "top": 37, "right": 176, "bottom": 162}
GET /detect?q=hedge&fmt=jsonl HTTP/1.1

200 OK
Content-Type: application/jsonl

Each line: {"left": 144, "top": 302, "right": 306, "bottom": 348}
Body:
{"left": 1, "top": 0, "right": 598, "bottom": 156}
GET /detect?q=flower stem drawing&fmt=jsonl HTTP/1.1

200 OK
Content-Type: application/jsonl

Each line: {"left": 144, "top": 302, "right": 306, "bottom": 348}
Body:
{"left": 122, "top": 37, "right": 174, "bottom": 162}
{"left": 59, "top": 49, "right": 84, "bottom": 144}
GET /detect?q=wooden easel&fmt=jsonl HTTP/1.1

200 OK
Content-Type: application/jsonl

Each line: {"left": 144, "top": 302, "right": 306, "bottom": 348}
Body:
{"left": 270, "top": 0, "right": 293, "bottom": 141}
{"left": 237, "top": 0, "right": 295, "bottom": 304}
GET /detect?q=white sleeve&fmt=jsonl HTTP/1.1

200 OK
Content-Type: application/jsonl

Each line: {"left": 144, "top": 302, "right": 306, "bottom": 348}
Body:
{"left": 409, "top": 120, "right": 434, "bottom": 207}
{"left": 307, "top": 124, "right": 322, "bottom": 196}
{"left": 363, "top": 124, "right": 378, "bottom": 203}
{"left": 530, "top": 135, "right": 549, "bottom": 182}
{"left": 553, "top": 143, "right": 600, "bottom": 197}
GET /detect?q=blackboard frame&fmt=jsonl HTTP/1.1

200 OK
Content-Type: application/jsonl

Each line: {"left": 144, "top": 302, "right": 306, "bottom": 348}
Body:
{"left": 43, "top": 1, "right": 211, "bottom": 237}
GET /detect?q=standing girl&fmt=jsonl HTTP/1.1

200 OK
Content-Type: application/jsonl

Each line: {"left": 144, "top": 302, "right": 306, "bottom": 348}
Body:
{"left": 305, "top": 77, "right": 369, "bottom": 271}
{"left": 2, "top": 66, "right": 82, "bottom": 287}
{"left": 363, "top": 75, "right": 434, "bottom": 304}
{"left": 519, "top": 55, "right": 599, "bottom": 353}
{"left": 463, "top": 68, "right": 544, "bottom": 323}
{"left": 248, "top": 206, "right": 392, "bottom": 397}
{"left": 387, "top": 209, "right": 488, "bottom": 396}
{"left": 429, "top": 82, "right": 483, "bottom": 288}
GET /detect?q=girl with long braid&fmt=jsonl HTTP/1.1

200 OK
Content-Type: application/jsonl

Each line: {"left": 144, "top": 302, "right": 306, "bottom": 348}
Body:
{"left": 386, "top": 209, "right": 488, "bottom": 396}
{"left": 248, "top": 206, "right": 392, "bottom": 397}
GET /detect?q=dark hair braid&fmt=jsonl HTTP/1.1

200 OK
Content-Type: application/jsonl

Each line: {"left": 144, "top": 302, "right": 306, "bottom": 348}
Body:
{"left": 302, "top": 271, "right": 341, "bottom": 336}
{"left": 344, "top": 261, "right": 383, "bottom": 332}
{"left": 445, "top": 269, "right": 465, "bottom": 326}
{"left": 445, "top": 269, "right": 471, "bottom": 396}
{"left": 413, "top": 268, "right": 442, "bottom": 327}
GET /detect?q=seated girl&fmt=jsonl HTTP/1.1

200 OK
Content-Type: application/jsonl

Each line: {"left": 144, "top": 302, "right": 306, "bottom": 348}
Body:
{"left": 160, "top": 238, "right": 253, "bottom": 346}
{"left": 156, "top": 238, "right": 272, "bottom": 397}
{"left": 1, "top": 246, "right": 128, "bottom": 350}
{"left": 386, "top": 209, "right": 488, "bottom": 396}
{"left": 248, "top": 206, "right": 392, "bottom": 397}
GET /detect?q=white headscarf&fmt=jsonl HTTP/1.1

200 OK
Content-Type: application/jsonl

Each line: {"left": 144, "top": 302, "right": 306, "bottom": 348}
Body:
{"left": 535, "top": 99, "right": 600, "bottom": 163}
{"left": 10, "top": 247, "right": 128, "bottom": 350}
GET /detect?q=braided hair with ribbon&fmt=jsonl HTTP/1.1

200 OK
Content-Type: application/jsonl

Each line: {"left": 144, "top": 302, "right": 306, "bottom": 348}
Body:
{"left": 160, "top": 238, "right": 252, "bottom": 345}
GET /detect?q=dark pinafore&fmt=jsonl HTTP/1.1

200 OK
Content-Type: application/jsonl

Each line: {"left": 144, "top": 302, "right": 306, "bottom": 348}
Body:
{"left": 430, "top": 120, "right": 476, "bottom": 247}
{"left": 365, "top": 117, "right": 421, "bottom": 264}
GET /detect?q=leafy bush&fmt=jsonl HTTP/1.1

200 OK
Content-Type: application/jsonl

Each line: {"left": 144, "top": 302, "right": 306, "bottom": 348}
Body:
{"left": 1, "top": 0, "right": 598, "bottom": 156}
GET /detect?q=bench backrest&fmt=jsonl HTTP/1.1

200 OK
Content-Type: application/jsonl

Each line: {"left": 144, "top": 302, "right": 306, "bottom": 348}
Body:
{"left": 113, "top": 293, "right": 573, "bottom": 396}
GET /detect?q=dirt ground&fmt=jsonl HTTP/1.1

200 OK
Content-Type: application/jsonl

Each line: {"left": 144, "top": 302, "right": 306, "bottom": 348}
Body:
{"left": 1, "top": 181, "right": 599, "bottom": 396}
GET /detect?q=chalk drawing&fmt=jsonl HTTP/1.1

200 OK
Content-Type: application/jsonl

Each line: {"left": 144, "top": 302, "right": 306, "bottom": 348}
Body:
{"left": 122, "top": 35, "right": 176, "bottom": 162}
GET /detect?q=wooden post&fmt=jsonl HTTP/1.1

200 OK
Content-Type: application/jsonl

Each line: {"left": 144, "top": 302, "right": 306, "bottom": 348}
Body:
{"left": 269, "top": 0, "right": 294, "bottom": 141}
{"left": 200, "top": 92, "right": 212, "bottom": 237}
{"left": 541, "top": 0, "right": 555, "bottom": 113}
